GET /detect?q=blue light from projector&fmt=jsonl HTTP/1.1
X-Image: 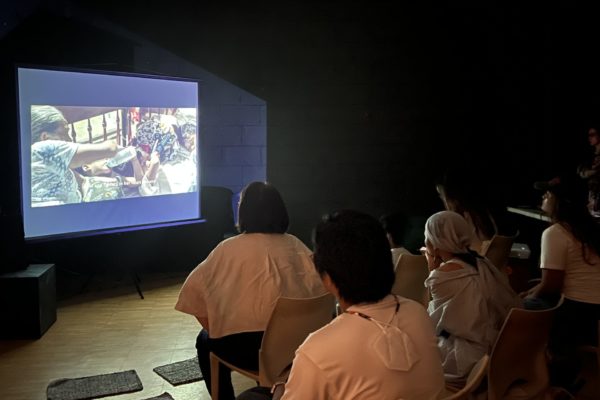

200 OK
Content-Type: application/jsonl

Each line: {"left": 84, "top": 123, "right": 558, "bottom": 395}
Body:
{"left": 17, "top": 66, "right": 202, "bottom": 240}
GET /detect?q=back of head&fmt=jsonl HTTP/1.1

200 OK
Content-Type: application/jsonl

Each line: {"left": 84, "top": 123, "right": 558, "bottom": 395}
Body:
{"left": 313, "top": 210, "right": 394, "bottom": 304}
{"left": 436, "top": 169, "right": 498, "bottom": 239}
{"left": 237, "top": 181, "right": 289, "bottom": 234}
{"left": 380, "top": 212, "right": 408, "bottom": 248}
{"left": 31, "top": 105, "right": 67, "bottom": 143}
{"left": 425, "top": 211, "right": 473, "bottom": 254}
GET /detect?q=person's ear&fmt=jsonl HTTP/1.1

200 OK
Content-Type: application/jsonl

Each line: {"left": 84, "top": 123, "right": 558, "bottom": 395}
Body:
{"left": 321, "top": 273, "right": 338, "bottom": 297}
{"left": 40, "top": 132, "right": 49, "bottom": 141}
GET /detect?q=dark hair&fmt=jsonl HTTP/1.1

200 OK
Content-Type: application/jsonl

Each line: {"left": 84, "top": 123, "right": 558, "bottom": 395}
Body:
{"left": 436, "top": 170, "right": 497, "bottom": 240}
{"left": 237, "top": 182, "right": 289, "bottom": 234}
{"left": 313, "top": 210, "right": 394, "bottom": 304}
{"left": 380, "top": 212, "right": 408, "bottom": 247}
{"left": 547, "top": 175, "right": 600, "bottom": 264}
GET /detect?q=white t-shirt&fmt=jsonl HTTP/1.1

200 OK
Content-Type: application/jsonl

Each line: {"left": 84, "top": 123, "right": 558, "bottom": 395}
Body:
{"left": 281, "top": 295, "right": 445, "bottom": 400}
{"left": 391, "top": 247, "right": 412, "bottom": 271}
{"left": 175, "top": 233, "right": 326, "bottom": 338}
{"left": 31, "top": 140, "right": 81, "bottom": 206}
{"left": 540, "top": 224, "right": 600, "bottom": 304}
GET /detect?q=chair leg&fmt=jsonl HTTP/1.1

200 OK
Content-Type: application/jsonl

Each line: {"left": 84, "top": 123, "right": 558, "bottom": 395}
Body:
{"left": 210, "top": 352, "right": 220, "bottom": 400}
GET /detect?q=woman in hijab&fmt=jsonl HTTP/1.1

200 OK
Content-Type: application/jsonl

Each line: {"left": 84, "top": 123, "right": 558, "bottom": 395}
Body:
{"left": 423, "top": 211, "right": 521, "bottom": 385}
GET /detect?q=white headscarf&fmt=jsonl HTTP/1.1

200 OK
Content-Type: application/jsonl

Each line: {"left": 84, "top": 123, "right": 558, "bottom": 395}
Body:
{"left": 425, "top": 211, "right": 474, "bottom": 254}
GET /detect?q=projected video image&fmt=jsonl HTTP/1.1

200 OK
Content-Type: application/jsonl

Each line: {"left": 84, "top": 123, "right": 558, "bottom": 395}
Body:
{"left": 31, "top": 106, "right": 198, "bottom": 207}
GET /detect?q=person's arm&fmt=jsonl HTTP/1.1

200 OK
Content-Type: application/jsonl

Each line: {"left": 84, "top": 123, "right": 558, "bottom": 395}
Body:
{"left": 69, "top": 141, "right": 118, "bottom": 169}
{"left": 525, "top": 225, "right": 566, "bottom": 299}
{"left": 527, "top": 268, "right": 565, "bottom": 299}
{"left": 145, "top": 151, "right": 161, "bottom": 181}
{"left": 130, "top": 154, "right": 144, "bottom": 182}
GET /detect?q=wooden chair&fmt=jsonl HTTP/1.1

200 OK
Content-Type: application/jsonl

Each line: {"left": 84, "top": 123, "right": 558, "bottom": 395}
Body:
{"left": 209, "top": 293, "right": 335, "bottom": 400}
{"left": 441, "top": 354, "right": 490, "bottom": 400}
{"left": 487, "top": 297, "right": 564, "bottom": 400}
{"left": 483, "top": 233, "right": 517, "bottom": 271}
{"left": 391, "top": 254, "right": 430, "bottom": 306}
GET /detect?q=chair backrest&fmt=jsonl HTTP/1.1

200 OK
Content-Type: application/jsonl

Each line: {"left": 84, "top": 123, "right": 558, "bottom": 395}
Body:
{"left": 443, "top": 354, "right": 490, "bottom": 400}
{"left": 487, "top": 298, "right": 563, "bottom": 400}
{"left": 483, "top": 234, "right": 516, "bottom": 270}
{"left": 258, "top": 293, "right": 335, "bottom": 386}
{"left": 391, "top": 254, "right": 429, "bottom": 306}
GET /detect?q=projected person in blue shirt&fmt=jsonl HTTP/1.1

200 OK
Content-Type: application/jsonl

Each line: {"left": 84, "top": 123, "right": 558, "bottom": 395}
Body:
{"left": 30, "top": 105, "right": 119, "bottom": 207}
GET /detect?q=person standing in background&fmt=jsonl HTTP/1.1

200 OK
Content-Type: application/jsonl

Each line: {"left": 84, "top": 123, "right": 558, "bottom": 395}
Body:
{"left": 577, "top": 126, "right": 600, "bottom": 214}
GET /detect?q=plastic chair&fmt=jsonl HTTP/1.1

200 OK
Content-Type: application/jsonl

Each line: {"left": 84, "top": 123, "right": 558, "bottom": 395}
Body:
{"left": 441, "top": 354, "right": 490, "bottom": 400}
{"left": 209, "top": 293, "right": 335, "bottom": 399}
{"left": 487, "top": 297, "right": 564, "bottom": 400}
{"left": 391, "top": 254, "right": 430, "bottom": 306}
{"left": 484, "top": 233, "right": 517, "bottom": 271}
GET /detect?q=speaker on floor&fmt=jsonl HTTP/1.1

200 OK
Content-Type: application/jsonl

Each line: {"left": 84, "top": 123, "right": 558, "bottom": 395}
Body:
{"left": 0, "top": 264, "right": 57, "bottom": 339}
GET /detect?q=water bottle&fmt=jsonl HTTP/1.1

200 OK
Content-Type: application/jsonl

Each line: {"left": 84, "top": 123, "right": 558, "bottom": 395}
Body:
{"left": 106, "top": 146, "right": 137, "bottom": 168}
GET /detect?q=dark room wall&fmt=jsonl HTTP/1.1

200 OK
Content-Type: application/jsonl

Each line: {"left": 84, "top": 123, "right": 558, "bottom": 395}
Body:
{"left": 74, "top": 2, "right": 600, "bottom": 243}
{"left": 2, "top": 2, "right": 600, "bottom": 269}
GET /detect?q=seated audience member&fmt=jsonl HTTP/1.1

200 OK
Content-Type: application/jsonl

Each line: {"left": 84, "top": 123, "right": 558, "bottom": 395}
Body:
{"left": 380, "top": 212, "right": 412, "bottom": 270}
{"left": 175, "top": 182, "right": 325, "bottom": 400}
{"left": 435, "top": 170, "right": 512, "bottom": 254}
{"left": 424, "top": 211, "right": 520, "bottom": 385}
{"left": 523, "top": 175, "right": 600, "bottom": 390}
{"left": 257, "top": 210, "right": 445, "bottom": 400}
{"left": 31, "top": 105, "right": 118, "bottom": 206}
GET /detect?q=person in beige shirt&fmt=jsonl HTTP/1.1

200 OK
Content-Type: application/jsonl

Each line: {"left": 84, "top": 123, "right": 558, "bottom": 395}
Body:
{"left": 175, "top": 182, "right": 325, "bottom": 400}
{"left": 274, "top": 210, "right": 445, "bottom": 400}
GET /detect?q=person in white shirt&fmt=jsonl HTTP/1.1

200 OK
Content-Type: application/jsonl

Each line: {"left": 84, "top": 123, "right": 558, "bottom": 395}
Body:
{"left": 175, "top": 182, "right": 325, "bottom": 400}
{"left": 423, "top": 211, "right": 520, "bottom": 385}
{"left": 271, "top": 210, "right": 445, "bottom": 400}
{"left": 523, "top": 174, "right": 600, "bottom": 391}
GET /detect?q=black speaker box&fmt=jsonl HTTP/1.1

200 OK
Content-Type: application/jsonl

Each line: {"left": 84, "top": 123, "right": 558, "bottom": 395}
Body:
{"left": 0, "top": 264, "right": 57, "bottom": 339}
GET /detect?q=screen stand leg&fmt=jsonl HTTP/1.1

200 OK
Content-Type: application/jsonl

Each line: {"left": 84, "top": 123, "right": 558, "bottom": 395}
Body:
{"left": 129, "top": 268, "right": 144, "bottom": 299}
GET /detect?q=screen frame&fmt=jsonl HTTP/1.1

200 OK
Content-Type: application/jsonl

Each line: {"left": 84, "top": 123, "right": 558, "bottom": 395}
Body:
{"left": 16, "top": 63, "right": 204, "bottom": 242}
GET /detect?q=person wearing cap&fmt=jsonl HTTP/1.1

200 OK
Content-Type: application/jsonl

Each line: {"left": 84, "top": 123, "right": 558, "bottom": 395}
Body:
{"left": 523, "top": 174, "right": 600, "bottom": 391}
{"left": 269, "top": 210, "right": 444, "bottom": 400}
{"left": 423, "top": 211, "right": 521, "bottom": 386}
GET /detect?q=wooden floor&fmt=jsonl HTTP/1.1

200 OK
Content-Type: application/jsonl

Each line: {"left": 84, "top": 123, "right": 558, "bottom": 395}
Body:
{"left": 1, "top": 270, "right": 598, "bottom": 400}
{"left": 0, "top": 271, "right": 255, "bottom": 400}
